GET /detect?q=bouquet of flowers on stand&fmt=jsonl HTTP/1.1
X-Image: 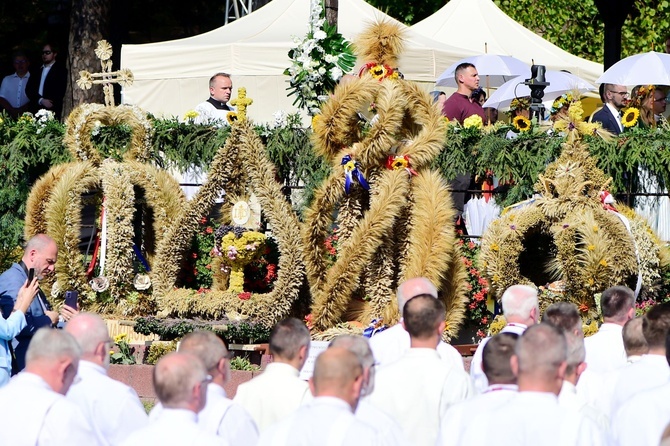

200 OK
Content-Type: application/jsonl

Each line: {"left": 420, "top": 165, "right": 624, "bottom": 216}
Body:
{"left": 284, "top": 0, "right": 356, "bottom": 115}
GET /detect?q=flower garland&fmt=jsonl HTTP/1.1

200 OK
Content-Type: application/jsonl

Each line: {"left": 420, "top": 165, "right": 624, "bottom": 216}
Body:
{"left": 284, "top": 0, "right": 356, "bottom": 115}
{"left": 550, "top": 93, "right": 575, "bottom": 115}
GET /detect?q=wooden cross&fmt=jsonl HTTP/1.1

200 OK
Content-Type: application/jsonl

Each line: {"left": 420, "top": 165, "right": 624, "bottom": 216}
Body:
{"left": 230, "top": 87, "right": 253, "bottom": 121}
{"left": 76, "top": 40, "right": 134, "bottom": 107}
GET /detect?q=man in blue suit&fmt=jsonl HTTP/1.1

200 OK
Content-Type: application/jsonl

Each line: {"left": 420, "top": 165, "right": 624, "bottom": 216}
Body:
{"left": 591, "top": 83, "right": 628, "bottom": 135}
{"left": 0, "top": 234, "right": 60, "bottom": 372}
{"left": 0, "top": 279, "right": 39, "bottom": 385}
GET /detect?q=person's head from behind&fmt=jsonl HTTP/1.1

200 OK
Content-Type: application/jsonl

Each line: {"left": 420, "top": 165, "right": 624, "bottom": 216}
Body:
{"left": 25, "top": 328, "right": 81, "bottom": 395}
{"left": 600, "top": 286, "right": 635, "bottom": 325}
{"left": 329, "top": 335, "right": 375, "bottom": 396}
{"left": 309, "top": 347, "right": 364, "bottom": 410}
{"left": 402, "top": 294, "right": 445, "bottom": 344}
{"left": 209, "top": 72, "right": 233, "bottom": 104}
{"left": 542, "top": 302, "right": 583, "bottom": 338}
{"left": 482, "top": 332, "right": 519, "bottom": 385}
{"left": 643, "top": 302, "right": 670, "bottom": 354}
{"left": 623, "top": 317, "right": 648, "bottom": 358}
{"left": 396, "top": 277, "right": 438, "bottom": 315}
{"left": 511, "top": 323, "right": 567, "bottom": 395}
{"left": 430, "top": 90, "right": 447, "bottom": 111}
{"left": 179, "top": 331, "right": 232, "bottom": 384}
{"left": 154, "top": 352, "right": 209, "bottom": 413}
{"left": 269, "top": 317, "right": 311, "bottom": 370}
{"left": 472, "top": 88, "right": 486, "bottom": 106}
{"left": 501, "top": 284, "right": 539, "bottom": 325}
{"left": 65, "top": 313, "right": 112, "bottom": 369}
{"left": 454, "top": 63, "right": 479, "bottom": 92}
{"left": 23, "top": 234, "right": 58, "bottom": 280}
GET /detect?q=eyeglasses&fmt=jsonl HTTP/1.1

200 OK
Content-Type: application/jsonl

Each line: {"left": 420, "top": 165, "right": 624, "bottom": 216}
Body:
{"left": 13, "top": 60, "right": 27, "bottom": 65}
{"left": 609, "top": 91, "right": 628, "bottom": 97}
{"left": 42, "top": 51, "right": 53, "bottom": 55}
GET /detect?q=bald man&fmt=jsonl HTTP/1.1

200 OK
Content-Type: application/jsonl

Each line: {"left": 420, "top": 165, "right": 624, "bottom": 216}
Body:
{"left": 258, "top": 348, "right": 381, "bottom": 445}
{"left": 66, "top": 313, "right": 148, "bottom": 445}
{"left": 369, "top": 277, "right": 464, "bottom": 371}
{"left": 370, "top": 295, "right": 471, "bottom": 446}
{"left": 470, "top": 284, "right": 539, "bottom": 393}
{"left": 151, "top": 331, "right": 258, "bottom": 445}
{"left": 122, "top": 352, "right": 224, "bottom": 446}
{"left": 0, "top": 234, "right": 61, "bottom": 372}
{"left": 0, "top": 328, "right": 97, "bottom": 444}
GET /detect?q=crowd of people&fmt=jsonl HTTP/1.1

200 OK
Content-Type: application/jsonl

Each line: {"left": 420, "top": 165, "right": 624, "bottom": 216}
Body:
{"left": 0, "top": 235, "right": 669, "bottom": 445}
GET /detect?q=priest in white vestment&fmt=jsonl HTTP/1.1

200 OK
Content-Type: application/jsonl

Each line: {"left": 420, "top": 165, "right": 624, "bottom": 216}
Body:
{"left": 234, "top": 317, "right": 312, "bottom": 431}
{"left": 0, "top": 328, "right": 97, "bottom": 445}
{"left": 65, "top": 313, "right": 148, "bottom": 445}
{"left": 150, "top": 331, "right": 259, "bottom": 445}
{"left": 121, "top": 352, "right": 225, "bottom": 446}
{"left": 369, "top": 277, "right": 464, "bottom": 370}
{"left": 258, "top": 348, "right": 383, "bottom": 446}
{"left": 470, "top": 284, "right": 539, "bottom": 393}
{"left": 436, "top": 332, "right": 519, "bottom": 446}
{"left": 369, "top": 295, "right": 472, "bottom": 446}
{"left": 611, "top": 378, "right": 670, "bottom": 446}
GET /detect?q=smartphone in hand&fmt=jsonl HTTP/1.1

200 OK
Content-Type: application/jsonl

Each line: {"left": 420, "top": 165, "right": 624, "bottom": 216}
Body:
{"left": 27, "top": 268, "right": 35, "bottom": 283}
{"left": 64, "top": 290, "right": 78, "bottom": 310}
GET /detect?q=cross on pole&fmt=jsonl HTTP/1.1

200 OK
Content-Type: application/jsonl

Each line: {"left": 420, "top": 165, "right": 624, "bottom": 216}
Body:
{"left": 230, "top": 87, "right": 253, "bottom": 121}
{"left": 76, "top": 40, "right": 134, "bottom": 107}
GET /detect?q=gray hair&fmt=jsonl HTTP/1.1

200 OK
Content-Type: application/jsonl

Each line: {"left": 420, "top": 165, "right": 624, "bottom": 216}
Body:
{"left": 25, "top": 328, "right": 81, "bottom": 365}
{"left": 516, "top": 323, "right": 567, "bottom": 376}
{"left": 154, "top": 352, "right": 207, "bottom": 407}
{"left": 502, "top": 285, "right": 538, "bottom": 319}
{"left": 329, "top": 335, "right": 374, "bottom": 368}
{"left": 179, "top": 331, "right": 229, "bottom": 372}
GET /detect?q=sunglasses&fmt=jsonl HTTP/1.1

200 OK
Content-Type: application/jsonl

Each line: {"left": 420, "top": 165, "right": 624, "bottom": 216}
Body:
{"left": 42, "top": 51, "right": 53, "bottom": 55}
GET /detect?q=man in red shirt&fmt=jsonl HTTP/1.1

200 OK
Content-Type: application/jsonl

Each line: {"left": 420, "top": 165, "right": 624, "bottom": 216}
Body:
{"left": 442, "top": 63, "right": 486, "bottom": 123}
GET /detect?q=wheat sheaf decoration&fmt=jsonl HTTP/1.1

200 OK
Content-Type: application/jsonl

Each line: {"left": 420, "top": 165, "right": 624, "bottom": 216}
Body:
{"left": 305, "top": 21, "right": 468, "bottom": 339}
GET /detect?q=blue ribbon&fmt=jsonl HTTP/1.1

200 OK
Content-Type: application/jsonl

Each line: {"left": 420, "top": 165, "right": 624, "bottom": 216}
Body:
{"left": 363, "top": 318, "right": 388, "bottom": 338}
{"left": 132, "top": 245, "right": 151, "bottom": 272}
{"left": 341, "top": 154, "right": 370, "bottom": 194}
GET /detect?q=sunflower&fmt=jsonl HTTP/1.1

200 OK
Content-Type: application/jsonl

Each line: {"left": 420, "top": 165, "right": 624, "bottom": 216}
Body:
{"left": 621, "top": 107, "right": 639, "bottom": 128}
{"left": 369, "top": 64, "right": 387, "bottom": 80}
{"left": 226, "top": 111, "right": 238, "bottom": 125}
{"left": 513, "top": 115, "right": 532, "bottom": 132}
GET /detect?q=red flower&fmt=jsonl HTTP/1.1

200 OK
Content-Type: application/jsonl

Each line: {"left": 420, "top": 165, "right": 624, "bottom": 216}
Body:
{"left": 476, "top": 330, "right": 486, "bottom": 339}
{"left": 481, "top": 317, "right": 488, "bottom": 325}
{"left": 478, "top": 277, "right": 488, "bottom": 286}
{"left": 238, "top": 292, "right": 251, "bottom": 300}
{"left": 205, "top": 264, "right": 211, "bottom": 270}
{"left": 468, "top": 241, "right": 476, "bottom": 249}
{"left": 205, "top": 227, "right": 213, "bottom": 234}
{"left": 199, "top": 217, "right": 208, "bottom": 224}
{"left": 192, "top": 253, "right": 198, "bottom": 259}
{"left": 304, "top": 313, "right": 314, "bottom": 329}
{"left": 469, "top": 268, "right": 479, "bottom": 277}
{"left": 468, "top": 302, "right": 477, "bottom": 310}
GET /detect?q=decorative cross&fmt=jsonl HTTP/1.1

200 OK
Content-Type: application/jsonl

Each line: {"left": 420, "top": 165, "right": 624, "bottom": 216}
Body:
{"left": 76, "top": 40, "right": 134, "bottom": 107}
{"left": 230, "top": 87, "right": 253, "bottom": 121}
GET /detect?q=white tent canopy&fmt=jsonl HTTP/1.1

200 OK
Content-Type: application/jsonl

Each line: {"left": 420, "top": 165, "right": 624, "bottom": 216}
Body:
{"left": 411, "top": 0, "right": 603, "bottom": 85}
{"left": 120, "top": 0, "right": 471, "bottom": 123}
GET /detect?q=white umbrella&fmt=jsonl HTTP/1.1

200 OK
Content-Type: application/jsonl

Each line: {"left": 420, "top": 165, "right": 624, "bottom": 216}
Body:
{"left": 482, "top": 70, "right": 595, "bottom": 109}
{"left": 596, "top": 51, "right": 670, "bottom": 86}
{"left": 436, "top": 55, "right": 530, "bottom": 88}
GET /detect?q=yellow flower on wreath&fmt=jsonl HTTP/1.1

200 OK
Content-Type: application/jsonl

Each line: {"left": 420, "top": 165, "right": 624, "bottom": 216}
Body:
{"left": 311, "top": 114, "right": 321, "bottom": 129}
{"left": 369, "top": 64, "right": 388, "bottom": 80}
{"left": 513, "top": 115, "right": 532, "bottom": 132}
{"left": 621, "top": 107, "right": 640, "bottom": 128}
{"left": 226, "top": 111, "right": 239, "bottom": 125}
{"left": 463, "top": 114, "right": 483, "bottom": 129}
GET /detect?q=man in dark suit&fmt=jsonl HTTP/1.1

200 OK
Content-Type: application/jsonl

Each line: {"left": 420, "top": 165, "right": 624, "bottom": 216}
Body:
{"left": 591, "top": 83, "right": 628, "bottom": 135}
{"left": 26, "top": 43, "right": 67, "bottom": 120}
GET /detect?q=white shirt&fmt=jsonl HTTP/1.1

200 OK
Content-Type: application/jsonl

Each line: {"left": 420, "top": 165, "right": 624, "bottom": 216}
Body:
{"left": 121, "top": 408, "right": 226, "bottom": 446}
{"left": 436, "top": 384, "right": 518, "bottom": 446}
{"left": 483, "top": 391, "right": 605, "bottom": 446}
{"left": 38, "top": 62, "right": 55, "bottom": 97}
{"left": 609, "top": 354, "right": 670, "bottom": 418}
{"left": 583, "top": 323, "right": 626, "bottom": 374}
{"left": 233, "top": 362, "right": 312, "bottom": 431}
{"left": 0, "top": 372, "right": 97, "bottom": 445}
{"left": 258, "top": 396, "right": 383, "bottom": 446}
{"left": 611, "top": 380, "right": 670, "bottom": 446}
{"left": 368, "top": 348, "right": 472, "bottom": 446}
{"left": 66, "top": 360, "right": 148, "bottom": 445}
{"left": 0, "top": 72, "right": 30, "bottom": 108}
{"left": 558, "top": 380, "right": 609, "bottom": 437}
{"left": 470, "top": 323, "right": 527, "bottom": 393}
{"left": 369, "top": 323, "right": 464, "bottom": 370}
{"left": 151, "top": 382, "right": 259, "bottom": 445}
{"left": 356, "top": 399, "right": 409, "bottom": 446}
{"left": 193, "top": 100, "right": 235, "bottom": 126}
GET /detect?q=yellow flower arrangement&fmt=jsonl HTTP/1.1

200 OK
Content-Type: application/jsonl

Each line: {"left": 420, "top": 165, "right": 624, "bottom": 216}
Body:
{"left": 220, "top": 230, "right": 267, "bottom": 293}
{"left": 183, "top": 110, "right": 199, "bottom": 121}
{"left": 369, "top": 64, "right": 388, "bottom": 80}
{"left": 114, "top": 333, "right": 128, "bottom": 344}
{"left": 513, "top": 115, "right": 532, "bottom": 132}
{"left": 226, "top": 111, "right": 238, "bottom": 125}
{"left": 621, "top": 107, "right": 640, "bottom": 128}
{"left": 463, "top": 114, "right": 483, "bottom": 129}
{"left": 312, "top": 114, "right": 321, "bottom": 129}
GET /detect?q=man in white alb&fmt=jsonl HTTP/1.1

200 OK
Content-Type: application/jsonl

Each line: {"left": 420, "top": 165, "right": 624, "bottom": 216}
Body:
{"left": 369, "top": 294, "right": 472, "bottom": 446}
{"left": 0, "top": 328, "right": 97, "bottom": 445}
{"left": 234, "top": 317, "right": 312, "bottom": 431}
{"left": 329, "top": 335, "right": 409, "bottom": 446}
{"left": 258, "top": 348, "right": 383, "bottom": 446}
{"left": 470, "top": 284, "right": 539, "bottom": 392}
{"left": 193, "top": 73, "right": 235, "bottom": 126}
{"left": 121, "top": 352, "right": 225, "bottom": 446}
{"left": 436, "top": 332, "right": 519, "bottom": 446}
{"left": 369, "top": 277, "right": 464, "bottom": 370}
{"left": 151, "top": 331, "right": 259, "bottom": 445}
{"left": 66, "top": 313, "right": 148, "bottom": 445}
